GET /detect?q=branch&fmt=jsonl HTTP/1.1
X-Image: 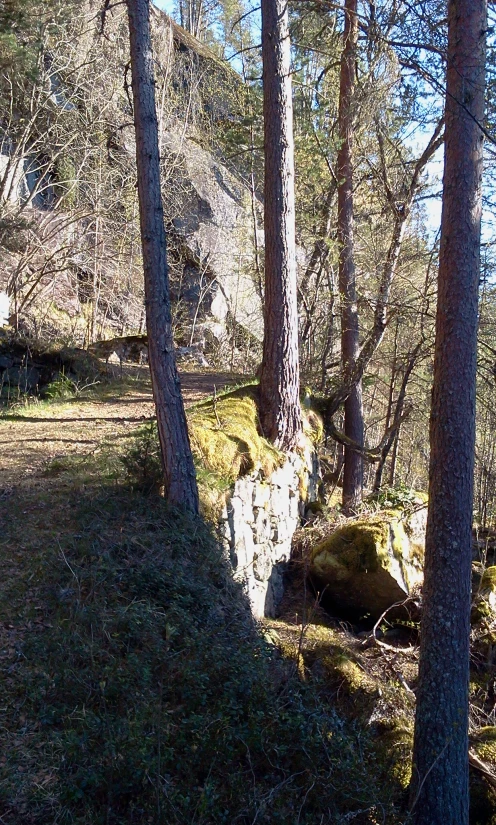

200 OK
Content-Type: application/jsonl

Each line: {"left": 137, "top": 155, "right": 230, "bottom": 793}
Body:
{"left": 325, "top": 400, "right": 413, "bottom": 461}
{"left": 100, "top": 0, "right": 127, "bottom": 37}
{"left": 469, "top": 750, "right": 496, "bottom": 790}
{"left": 327, "top": 119, "right": 444, "bottom": 416}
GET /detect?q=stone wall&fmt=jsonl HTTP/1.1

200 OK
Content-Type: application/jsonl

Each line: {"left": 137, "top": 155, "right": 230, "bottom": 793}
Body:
{"left": 219, "top": 443, "right": 320, "bottom": 618}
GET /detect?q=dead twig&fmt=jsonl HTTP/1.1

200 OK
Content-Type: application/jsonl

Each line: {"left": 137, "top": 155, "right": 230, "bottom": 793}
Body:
{"left": 469, "top": 749, "right": 496, "bottom": 789}
{"left": 361, "top": 596, "right": 419, "bottom": 656}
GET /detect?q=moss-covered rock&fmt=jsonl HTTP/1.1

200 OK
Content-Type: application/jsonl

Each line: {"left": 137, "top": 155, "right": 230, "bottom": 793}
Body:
{"left": 188, "top": 385, "right": 282, "bottom": 484}
{"left": 472, "top": 566, "right": 496, "bottom": 624}
{"left": 188, "top": 384, "right": 321, "bottom": 487}
{"left": 470, "top": 727, "right": 496, "bottom": 825}
{"left": 309, "top": 511, "right": 425, "bottom": 619}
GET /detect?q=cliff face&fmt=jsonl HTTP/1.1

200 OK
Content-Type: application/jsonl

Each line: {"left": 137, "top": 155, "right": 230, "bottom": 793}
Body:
{"left": 165, "top": 132, "right": 263, "bottom": 345}
{"left": 0, "top": 3, "right": 262, "bottom": 355}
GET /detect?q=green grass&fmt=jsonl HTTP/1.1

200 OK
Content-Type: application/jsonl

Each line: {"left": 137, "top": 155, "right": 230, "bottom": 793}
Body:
{"left": 0, "top": 388, "right": 409, "bottom": 825}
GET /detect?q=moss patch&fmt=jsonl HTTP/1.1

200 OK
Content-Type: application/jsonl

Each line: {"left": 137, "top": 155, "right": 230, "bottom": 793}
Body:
{"left": 481, "top": 567, "right": 496, "bottom": 592}
{"left": 376, "top": 719, "right": 413, "bottom": 789}
{"left": 188, "top": 383, "right": 322, "bottom": 486}
{"left": 329, "top": 652, "right": 375, "bottom": 694}
{"left": 188, "top": 385, "right": 282, "bottom": 484}
{"left": 311, "top": 518, "right": 392, "bottom": 578}
{"left": 472, "top": 727, "right": 496, "bottom": 765}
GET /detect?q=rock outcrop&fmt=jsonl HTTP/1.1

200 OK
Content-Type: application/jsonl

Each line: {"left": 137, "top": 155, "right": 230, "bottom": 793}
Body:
{"left": 165, "top": 132, "right": 263, "bottom": 346}
{"left": 0, "top": 6, "right": 264, "bottom": 349}
{"left": 309, "top": 508, "right": 427, "bottom": 619}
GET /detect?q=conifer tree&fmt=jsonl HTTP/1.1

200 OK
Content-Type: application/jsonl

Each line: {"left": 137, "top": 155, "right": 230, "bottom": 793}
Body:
{"left": 410, "top": 1, "right": 486, "bottom": 821}
{"left": 258, "top": 0, "right": 302, "bottom": 451}
{"left": 127, "top": 0, "right": 199, "bottom": 512}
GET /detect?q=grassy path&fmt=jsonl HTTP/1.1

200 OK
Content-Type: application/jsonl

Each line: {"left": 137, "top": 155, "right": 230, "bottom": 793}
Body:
{"left": 0, "top": 370, "right": 239, "bottom": 488}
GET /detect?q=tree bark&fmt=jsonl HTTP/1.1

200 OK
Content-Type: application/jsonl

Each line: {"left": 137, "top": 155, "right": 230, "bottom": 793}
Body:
{"left": 409, "top": 2, "right": 486, "bottom": 822}
{"left": 127, "top": 0, "right": 199, "bottom": 513}
{"left": 337, "top": 0, "right": 363, "bottom": 512}
{"left": 259, "top": 0, "right": 302, "bottom": 451}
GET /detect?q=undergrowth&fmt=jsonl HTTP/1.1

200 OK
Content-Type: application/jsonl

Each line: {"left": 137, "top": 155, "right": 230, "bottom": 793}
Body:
{"left": 3, "top": 385, "right": 496, "bottom": 823}
{"left": 0, "top": 484, "right": 403, "bottom": 824}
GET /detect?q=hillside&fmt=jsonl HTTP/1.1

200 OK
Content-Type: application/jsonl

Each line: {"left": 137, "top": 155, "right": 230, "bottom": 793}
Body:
{"left": 0, "top": 369, "right": 495, "bottom": 824}
{"left": 0, "top": 371, "right": 398, "bottom": 824}
{"left": 1, "top": 1, "right": 496, "bottom": 822}
{"left": 0, "top": 1, "right": 262, "bottom": 364}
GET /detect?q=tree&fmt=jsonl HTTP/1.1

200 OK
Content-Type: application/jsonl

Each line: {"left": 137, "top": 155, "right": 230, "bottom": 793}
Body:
{"left": 126, "top": 0, "right": 199, "bottom": 513}
{"left": 336, "top": 0, "right": 362, "bottom": 512}
{"left": 258, "top": 0, "right": 302, "bottom": 450}
{"left": 409, "top": 1, "right": 486, "bottom": 822}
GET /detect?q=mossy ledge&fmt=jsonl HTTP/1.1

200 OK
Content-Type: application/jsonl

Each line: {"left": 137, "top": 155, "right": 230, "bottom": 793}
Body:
{"left": 188, "top": 384, "right": 283, "bottom": 485}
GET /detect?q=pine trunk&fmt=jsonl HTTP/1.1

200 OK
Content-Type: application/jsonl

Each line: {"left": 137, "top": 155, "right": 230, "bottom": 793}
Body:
{"left": 337, "top": 0, "right": 363, "bottom": 512}
{"left": 410, "top": 1, "right": 486, "bottom": 822}
{"left": 127, "top": 0, "right": 199, "bottom": 513}
{"left": 259, "top": 0, "right": 302, "bottom": 451}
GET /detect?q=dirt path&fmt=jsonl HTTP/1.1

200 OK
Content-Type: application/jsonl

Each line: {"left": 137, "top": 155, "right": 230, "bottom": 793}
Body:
{"left": 0, "top": 370, "right": 241, "bottom": 487}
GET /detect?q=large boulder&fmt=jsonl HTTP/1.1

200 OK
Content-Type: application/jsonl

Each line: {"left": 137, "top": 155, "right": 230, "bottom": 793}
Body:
{"left": 309, "top": 509, "right": 426, "bottom": 620}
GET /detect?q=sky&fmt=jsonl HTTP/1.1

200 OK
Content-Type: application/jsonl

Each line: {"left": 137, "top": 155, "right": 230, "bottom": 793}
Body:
{"left": 153, "top": 0, "right": 175, "bottom": 14}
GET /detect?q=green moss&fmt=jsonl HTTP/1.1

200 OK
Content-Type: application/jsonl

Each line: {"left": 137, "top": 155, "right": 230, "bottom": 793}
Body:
{"left": 472, "top": 727, "right": 496, "bottom": 765}
{"left": 311, "top": 512, "right": 421, "bottom": 594}
{"left": 332, "top": 654, "right": 368, "bottom": 691}
{"left": 303, "top": 408, "right": 324, "bottom": 444}
{"left": 470, "top": 727, "right": 496, "bottom": 824}
{"left": 311, "top": 518, "right": 392, "bottom": 578}
{"left": 188, "top": 386, "right": 282, "bottom": 484}
{"left": 322, "top": 652, "right": 376, "bottom": 696}
{"left": 481, "top": 567, "right": 496, "bottom": 591}
{"left": 390, "top": 519, "right": 408, "bottom": 562}
{"left": 298, "top": 468, "right": 310, "bottom": 502}
{"left": 471, "top": 599, "right": 493, "bottom": 624}
{"left": 376, "top": 719, "right": 414, "bottom": 789}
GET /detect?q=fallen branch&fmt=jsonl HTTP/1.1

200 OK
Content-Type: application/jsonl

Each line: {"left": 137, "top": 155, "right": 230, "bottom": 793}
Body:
{"left": 361, "top": 596, "right": 419, "bottom": 656}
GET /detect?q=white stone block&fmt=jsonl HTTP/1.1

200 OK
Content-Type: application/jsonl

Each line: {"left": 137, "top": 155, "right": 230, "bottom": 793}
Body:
{"left": 253, "top": 481, "right": 271, "bottom": 508}
{"left": 254, "top": 510, "right": 271, "bottom": 543}
{"left": 270, "top": 461, "right": 297, "bottom": 489}
{"left": 0, "top": 292, "right": 9, "bottom": 327}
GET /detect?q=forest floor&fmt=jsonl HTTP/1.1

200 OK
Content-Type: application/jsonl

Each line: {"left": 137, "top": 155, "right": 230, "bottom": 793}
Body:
{"left": 0, "top": 366, "right": 411, "bottom": 823}
{"left": 0, "top": 368, "right": 494, "bottom": 824}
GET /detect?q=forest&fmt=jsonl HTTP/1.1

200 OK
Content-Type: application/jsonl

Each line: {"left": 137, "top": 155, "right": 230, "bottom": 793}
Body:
{"left": 0, "top": 0, "right": 494, "bottom": 823}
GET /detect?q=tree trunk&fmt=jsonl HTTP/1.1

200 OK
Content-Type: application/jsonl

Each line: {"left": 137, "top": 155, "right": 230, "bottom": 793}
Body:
{"left": 258, "top": 0, "right": 302, "bottom": 451}
{"left": 373, "top": 351, "right": 417, "bottom": 493}
{"left": 337, "top": 0, "right": 363, "bottom": 512}
{"left": 409, "top": 2, "right": 486, "bottom": 822}
{"left": 127, "top": 0, "right": 199, "bottom": 513}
